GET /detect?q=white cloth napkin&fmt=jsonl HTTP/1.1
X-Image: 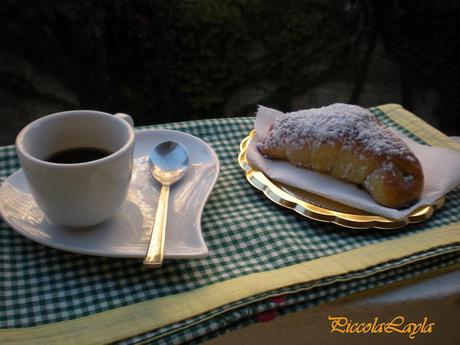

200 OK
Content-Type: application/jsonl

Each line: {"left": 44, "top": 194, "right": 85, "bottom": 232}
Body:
{"left": 247, "top": 106, "right": 460, "bottom": 220}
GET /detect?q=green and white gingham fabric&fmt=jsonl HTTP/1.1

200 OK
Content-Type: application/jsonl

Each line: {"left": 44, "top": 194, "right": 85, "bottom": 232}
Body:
{"left": 1, "top": 108, "right": 460, "bottom": 344}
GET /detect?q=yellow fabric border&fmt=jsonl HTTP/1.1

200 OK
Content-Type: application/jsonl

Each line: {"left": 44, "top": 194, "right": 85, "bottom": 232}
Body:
{"left": 2, "top": 104, "right": 460, "bottom": 345}
{"left": 378, "top": 104, "right": 460, "bottom": 152}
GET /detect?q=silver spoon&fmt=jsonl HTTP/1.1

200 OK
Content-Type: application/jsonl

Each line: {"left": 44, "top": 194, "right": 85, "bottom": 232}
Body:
{"left": 144, "top": 141, "right": 189, "bottom": 267}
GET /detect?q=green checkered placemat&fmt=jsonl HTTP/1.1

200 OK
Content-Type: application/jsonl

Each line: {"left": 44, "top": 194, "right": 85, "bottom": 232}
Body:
{"left": 1, "top": 106, "right": 460, "bottom": 344}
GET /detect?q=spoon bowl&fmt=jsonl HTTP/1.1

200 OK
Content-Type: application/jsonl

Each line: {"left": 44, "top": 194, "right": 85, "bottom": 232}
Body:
{"left": 149, "top": 141, "right": 189, "bottom": 185}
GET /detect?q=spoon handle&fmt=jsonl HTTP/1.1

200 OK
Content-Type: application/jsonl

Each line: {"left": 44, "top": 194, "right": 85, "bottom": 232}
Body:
{"left": 144, "top": 185, "right": 170, "bottom": 267}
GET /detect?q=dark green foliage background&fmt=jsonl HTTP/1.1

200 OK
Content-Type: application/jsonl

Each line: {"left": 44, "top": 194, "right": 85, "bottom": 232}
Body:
{"left": 0, "top": 0, "right": 459, "bottom": 132}
{"left": 378, "top": 0, "right": 460, "bottom": 134}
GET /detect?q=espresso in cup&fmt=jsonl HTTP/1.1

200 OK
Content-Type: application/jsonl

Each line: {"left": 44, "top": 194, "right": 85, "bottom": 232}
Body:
{"left": 46, "top": 147, "right": 113, "bottom": 164}
{"left": 15, "top": 111, "right": 135, "bottom": 227}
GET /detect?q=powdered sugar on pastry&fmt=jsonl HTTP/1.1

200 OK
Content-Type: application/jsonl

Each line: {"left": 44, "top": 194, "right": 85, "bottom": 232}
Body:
{"left": 257, "top": 103, "right": 412, "bottom": 159}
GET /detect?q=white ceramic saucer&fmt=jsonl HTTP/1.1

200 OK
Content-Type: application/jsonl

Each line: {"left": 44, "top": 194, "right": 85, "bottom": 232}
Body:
{"left": 0, "top": 129, "right": 219, "bottom": 259}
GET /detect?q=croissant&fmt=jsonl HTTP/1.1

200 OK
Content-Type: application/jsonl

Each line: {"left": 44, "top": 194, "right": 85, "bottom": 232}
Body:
{"left": 257, "top": 104, "right": 424, "bottom": 209}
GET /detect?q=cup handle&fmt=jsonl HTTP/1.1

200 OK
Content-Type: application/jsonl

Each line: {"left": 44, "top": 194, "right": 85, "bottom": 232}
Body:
{"left": 114, "top": 113, "right": 134, "bottom": 127}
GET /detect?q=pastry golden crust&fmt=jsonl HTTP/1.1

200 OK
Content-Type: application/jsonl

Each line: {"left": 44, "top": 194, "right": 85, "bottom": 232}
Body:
{"left": 257, "top": 104, "right": 424, "bottom": 208}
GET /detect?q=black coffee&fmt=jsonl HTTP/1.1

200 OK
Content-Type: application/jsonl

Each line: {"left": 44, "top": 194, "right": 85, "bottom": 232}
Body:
{"left": 46, "top": 147, "right": 112, "bottom": 164}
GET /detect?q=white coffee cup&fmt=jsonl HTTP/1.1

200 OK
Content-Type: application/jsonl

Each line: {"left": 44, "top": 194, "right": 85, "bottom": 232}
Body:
{"left": 15, "top": 110, "right": 135, "bottom": 227}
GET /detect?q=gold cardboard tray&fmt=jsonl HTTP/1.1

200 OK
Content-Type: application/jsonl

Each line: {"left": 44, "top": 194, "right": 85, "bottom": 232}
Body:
{"left": 238, "top": 130, "right": 445, "bottom": 229}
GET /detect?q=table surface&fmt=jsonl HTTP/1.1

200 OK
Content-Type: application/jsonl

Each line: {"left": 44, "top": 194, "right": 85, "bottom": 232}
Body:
{"left": 2, "top": 113, "right": 460, "bottom": 345}
{"left": 205, "top": 264, "right": 460, "bottom": 344}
